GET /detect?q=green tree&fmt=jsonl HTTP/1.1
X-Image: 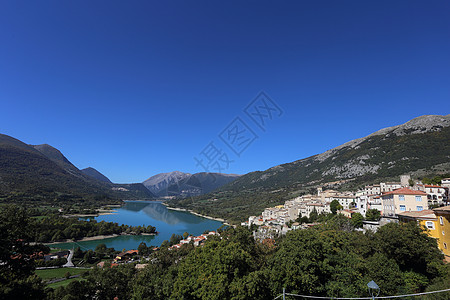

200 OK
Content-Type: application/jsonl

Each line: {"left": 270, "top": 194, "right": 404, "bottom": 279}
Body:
{"left": 138, "top": 242, "right": 148, "bottom": 256}
{"left": 351, "top": 213, "right": 364, "bottom": 228}
{"left": 330, "top": 200, "right": 343, "bottom": 214}
{"left": 0, "top": 205, "right": 47, "bottom": 299}
{"left": 169, "top": 234, "right": 182, "bottom": 246}
{"left": 95, "top": 243, "right": 107, "bottom": 255}
{"left": 365, "top": 209, "right": 381, "bottom": 221}
{"left": 309, "top": 208, "right": 319, "bottom": 222}
{"left": 172, "top": 230, "right": 270, "bottom": 299}
{"left": 374, "top": 222, "right": 444, "bottom": 277}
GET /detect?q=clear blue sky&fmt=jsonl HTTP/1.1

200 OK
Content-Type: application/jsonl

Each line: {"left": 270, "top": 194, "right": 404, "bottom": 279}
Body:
{"left": 1, "top": 0, "right": 449, "bottom": 183}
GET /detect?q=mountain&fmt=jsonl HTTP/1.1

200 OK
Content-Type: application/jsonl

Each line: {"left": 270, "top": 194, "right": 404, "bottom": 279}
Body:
{"left": 32, "top": 144, "right": 81, "bottom": 177}
{"left": 81, "top": 167, "right": 112, "bottom": 183}
{"left": 167, "top": 172, "right": 241, "bottom": 197}
{"left": 143, "top": 171, "right": 191, "bottom": 197}
{"left": 168, "top": 114, "right": 450, "bottom": 222}
{"left": 0, "top": 134, "right": 153, "bottom": 202}
{"left": 143, "top": 171, "right": 240, "bottom": 197}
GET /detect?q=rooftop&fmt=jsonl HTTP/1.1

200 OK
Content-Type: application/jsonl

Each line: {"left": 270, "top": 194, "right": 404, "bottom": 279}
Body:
{"left": 382, "top": 187, "right": 427, "bottom": 196}
{"left": 397, "top": 210, "right": 436, "bottom": 219}
{"left": 433, "top": 205, "right": 450, "bottom": 213}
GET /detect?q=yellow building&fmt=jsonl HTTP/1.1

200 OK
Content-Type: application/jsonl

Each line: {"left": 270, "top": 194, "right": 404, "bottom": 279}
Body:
{"left": 397, "top": 210, "right": 440, "bottom": 240}
{"left": 433, "top": 205, "right": 450, "bottom": 258}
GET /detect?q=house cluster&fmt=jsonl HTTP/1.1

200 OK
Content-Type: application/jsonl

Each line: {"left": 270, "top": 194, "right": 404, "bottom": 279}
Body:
{"left": 168, "top": 231, "right": 217, "bottom": 250}
{"left": 114, "top": 249, "right": 139, "bottom": 262}
{"left": 247, "top": 175, "right": 450, "bottom": 257}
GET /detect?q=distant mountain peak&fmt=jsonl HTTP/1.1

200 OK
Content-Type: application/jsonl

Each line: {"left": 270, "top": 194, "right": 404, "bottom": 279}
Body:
{"left": 142, "top": 171, "right": 191, "bottom": 196}
{"left": 81, "top": 167, "right": 112, "bottom": 183}
{"left": 142, "top": 171, "right": 240, "bottom": 197}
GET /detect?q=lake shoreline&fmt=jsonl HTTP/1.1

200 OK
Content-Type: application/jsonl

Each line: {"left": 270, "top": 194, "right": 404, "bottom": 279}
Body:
{"left": 63, "top": 210, "right": 119, "bottom": 218}
{"left": 44, "top": 232, "right": 156, "bottom": 246}
{"left": 163, "top": 204, "right": 226, "bottom": 223}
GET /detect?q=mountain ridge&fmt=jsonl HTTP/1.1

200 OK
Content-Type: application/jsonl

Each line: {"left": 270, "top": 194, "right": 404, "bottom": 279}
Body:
{"left": 143, "top": 171, "right": 240, "bottom": 197}
{"left": 81, "top": 167, "right": 112, "bottom": 183}
{"left": 0, "top": 134, "right": 153, "bottom": 202}
{"left": 168, "top": 114, "right": 450, "bottom": 222}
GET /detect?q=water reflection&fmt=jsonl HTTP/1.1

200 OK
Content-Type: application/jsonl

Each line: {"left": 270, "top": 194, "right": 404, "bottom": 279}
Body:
{"left": 50, "top": 201, "right": 222, "bottom": 250}
{"left": 121, "top": 201, "right": 203, "bottom": 225}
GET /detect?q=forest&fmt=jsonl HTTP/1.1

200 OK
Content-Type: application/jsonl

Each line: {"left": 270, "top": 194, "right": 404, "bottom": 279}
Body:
{"left": 1, "top": 205, "right": 449, "bottom": 299}
{"left": 32, "top": 214, "right": 156, "bottom": 243}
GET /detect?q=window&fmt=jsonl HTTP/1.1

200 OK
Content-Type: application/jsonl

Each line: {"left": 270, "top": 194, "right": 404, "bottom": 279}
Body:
{"left": 444, "top": 243, "right": 447, "bottom": 250}
{"left": 415, "top": 196, "right": 422, "bottom": 202}
{"left": 417, "top": 206, "right": 423, "bottom": 211}
{"left": 425, "top": 221, "right": 435, "bottom": 229}
{"left": 399, "top": 195, "right": 405, "bottom": 201}
{"left": 400, "top": 205, "right": 406, "bottom": 211}
{"left": 440, "top": 216, "right": 444, "bottom": 225}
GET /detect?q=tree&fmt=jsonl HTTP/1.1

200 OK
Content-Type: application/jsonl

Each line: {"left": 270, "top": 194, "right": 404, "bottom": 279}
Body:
{"left": 95, "top": 243, "right": 107, "bottom": 255}
{"left": 309, "top": 208, "right": 319, "bottom": 222}
{"left": 0, "top": 205, "right": 47, "bottom": 299}
{"left": 160, "top": 240, "right": 169, "bottom": 248}
{"left": 365, "top": 209, "right": 381, "bottom": 221}
{"left": 138, "top": 242, "right": 148, "bottom": 256}
{"left": 182, "top": 232, "right": 189, "bottom": 239}
{"left": 374, "top": 222, "right": 444, "bottom": 277}
{"left": 351, "top": 213, "right": 364, "bottom": 228}
{"left": 330, "top": 200, "right": 343, "bottom": 214}
{"left": 169, "top": 234, "right": 182, "bottom": 246}
{"left": 172, "top": 227, "right": 270, "bottom": 299}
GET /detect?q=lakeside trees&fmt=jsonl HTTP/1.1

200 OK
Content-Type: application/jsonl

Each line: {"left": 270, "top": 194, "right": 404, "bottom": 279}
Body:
{"left": 1, "top": 204, "right": 449, "bottom": 299}
{"left": 48, "top": 216, "right": 449, "bottom": 299}
{"left": 32, "top": 215, "right": 156, "bottom": 243}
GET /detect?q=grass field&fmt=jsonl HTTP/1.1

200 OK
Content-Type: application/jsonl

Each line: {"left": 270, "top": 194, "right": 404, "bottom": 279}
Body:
{"left": 47, "top": 277, "right": 86, "bottom": 289}
{"left": 35, "top": 268, "right": 88, "bottom": 280}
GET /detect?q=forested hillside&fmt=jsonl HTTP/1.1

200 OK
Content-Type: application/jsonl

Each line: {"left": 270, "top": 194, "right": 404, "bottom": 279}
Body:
{"left": 169, "top": 115, "right": 450, "bottom": 222}
{"left": 0, "top": 134, "right": 153, "bottom": 204}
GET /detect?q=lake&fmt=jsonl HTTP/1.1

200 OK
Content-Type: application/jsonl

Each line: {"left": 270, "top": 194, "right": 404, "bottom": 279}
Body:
{"left": 50, "top": 201, "right": 223, "bottom": 251}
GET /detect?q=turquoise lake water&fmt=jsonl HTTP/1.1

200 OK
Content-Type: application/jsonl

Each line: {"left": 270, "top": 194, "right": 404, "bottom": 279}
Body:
{"left": 50, "top": 201, "right": 223, "bottom": 251}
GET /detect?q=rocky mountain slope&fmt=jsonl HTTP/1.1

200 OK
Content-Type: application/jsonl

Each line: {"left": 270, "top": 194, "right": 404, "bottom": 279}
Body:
{"left": 166, "top": 172, "right": 241, "bottom": 197}
{"left": 169, "top": 114, "right": 450, "bottom": 222}
{"left": 143, "top": 171, "right": 240, "bottom": 197}
{"left": 143, "top": 171, "right": 191, "bottom": 197}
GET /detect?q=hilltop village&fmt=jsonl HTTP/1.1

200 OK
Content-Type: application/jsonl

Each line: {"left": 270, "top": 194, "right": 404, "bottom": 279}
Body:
{"left": 247, "top": 175, "right": 450, "bottom": 258}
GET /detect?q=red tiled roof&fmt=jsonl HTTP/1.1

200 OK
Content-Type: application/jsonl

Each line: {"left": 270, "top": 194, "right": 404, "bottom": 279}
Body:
{"left": 425, "top": 185, "right": 443, "bottom": 188}
{"left": 382, "top": 187, "right": 427, "bottom": 196}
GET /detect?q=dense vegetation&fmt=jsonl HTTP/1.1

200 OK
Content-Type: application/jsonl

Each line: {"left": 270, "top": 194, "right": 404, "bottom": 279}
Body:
{"left": 2, "top": 204, "right": 449, "bottom": 299}
{"left": 50, "top": 220, "right": 449, "bottom": 299}
{"left": 32, "top": 215, "right": 156, "bottom": 243}
{"left": 0, "top": 204, "right": 156, "bottom": 243}
{"left": 169, "top": 127, "right": 450, "bottom": 222}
